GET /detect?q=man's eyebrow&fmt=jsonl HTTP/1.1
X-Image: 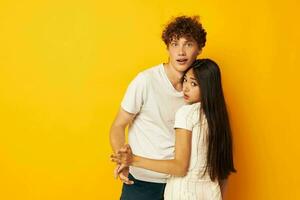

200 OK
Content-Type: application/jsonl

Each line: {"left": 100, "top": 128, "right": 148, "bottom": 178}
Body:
{"left": 185, "top": 39, "right": 195, "bottom": 42}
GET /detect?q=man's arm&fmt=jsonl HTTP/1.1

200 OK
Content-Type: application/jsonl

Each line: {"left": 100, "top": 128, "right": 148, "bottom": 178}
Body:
{"left": 110, "top": 107, "right": 135, "bottom": 184}
{"left": 109, "top": 107, "right": 135, "bottom": 153}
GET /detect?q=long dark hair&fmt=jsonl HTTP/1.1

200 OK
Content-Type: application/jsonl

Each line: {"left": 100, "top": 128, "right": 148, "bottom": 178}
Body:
{"left": 190, "top": 59, "right": 236, "bottom": 181}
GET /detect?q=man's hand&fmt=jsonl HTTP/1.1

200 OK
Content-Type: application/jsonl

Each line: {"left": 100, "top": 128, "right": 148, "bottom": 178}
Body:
{"left": 114, "top": 164, "right": 134, "bottom": 185}
{"left": 111, "top": 144, "right": 134, "bottom": 166}
{"left": 111, "top": 144, "right": 134, "bottom": 185}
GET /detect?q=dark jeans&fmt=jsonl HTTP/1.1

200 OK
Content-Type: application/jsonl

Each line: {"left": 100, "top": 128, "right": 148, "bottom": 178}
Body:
{"left": 120, "top": 173, "right": 166, "bottom": 200}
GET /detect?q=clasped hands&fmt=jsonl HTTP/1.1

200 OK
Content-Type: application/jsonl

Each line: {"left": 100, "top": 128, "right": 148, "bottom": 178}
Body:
{"left": 110, "top": 144, "right": 134, "bottom": 184}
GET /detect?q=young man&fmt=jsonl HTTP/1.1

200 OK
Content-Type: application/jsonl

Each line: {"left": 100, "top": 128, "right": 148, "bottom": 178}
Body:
{"left": 110, "top": 16, "right": 206, "bottom": 200}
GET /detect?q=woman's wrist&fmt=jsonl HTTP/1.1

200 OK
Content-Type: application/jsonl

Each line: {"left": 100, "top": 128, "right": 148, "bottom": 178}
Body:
{"left": 131, "top": 155, "right": 139, "bottom": 166}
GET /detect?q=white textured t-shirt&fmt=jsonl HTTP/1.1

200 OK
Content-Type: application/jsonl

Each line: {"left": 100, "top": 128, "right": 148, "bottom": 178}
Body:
{"left": 121, "top": 63, "right": 185, "bottom": 183}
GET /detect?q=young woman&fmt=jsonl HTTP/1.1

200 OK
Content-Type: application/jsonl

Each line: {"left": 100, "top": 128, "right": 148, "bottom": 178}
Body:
{"left": 112, "top": 59, "right": 236, "bottom": 200}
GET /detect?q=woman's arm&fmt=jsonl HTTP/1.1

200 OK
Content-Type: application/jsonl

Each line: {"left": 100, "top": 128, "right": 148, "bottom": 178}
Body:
{"left": 219, "top": 179, "right": 228, "bottom": 199}
{"left": 115, "top": 128, "right": 192, "bottom": 177}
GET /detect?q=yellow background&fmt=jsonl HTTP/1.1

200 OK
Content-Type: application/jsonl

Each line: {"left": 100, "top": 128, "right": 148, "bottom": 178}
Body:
{"left": 1, "top": 0, "right": 299, "bottom": 199}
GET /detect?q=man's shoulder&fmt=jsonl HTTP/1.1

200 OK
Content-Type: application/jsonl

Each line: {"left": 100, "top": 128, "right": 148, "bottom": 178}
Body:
{"left": 130, "top": 63, "right": 162, "bottom": 84}
{"left": 140, "top": 63, "right": 163, "bottom": 76}
{"left": 130, "top": 63, "right": 163, "bottom": 86}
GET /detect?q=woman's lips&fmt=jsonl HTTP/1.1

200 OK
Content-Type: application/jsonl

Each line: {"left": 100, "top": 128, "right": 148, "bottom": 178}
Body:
{"left": 184, "top": 94, "right": 189, "bottom": 99}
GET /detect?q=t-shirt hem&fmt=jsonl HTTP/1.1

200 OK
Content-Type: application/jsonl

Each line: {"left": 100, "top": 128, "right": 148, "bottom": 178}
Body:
{"left": 130, "top": 173, "right": 168, "bottom": 184}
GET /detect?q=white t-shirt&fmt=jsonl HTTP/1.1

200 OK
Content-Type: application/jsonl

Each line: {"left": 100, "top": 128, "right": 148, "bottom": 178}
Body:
{"left": 121, "top": 63, "right": 185, "bottom": 183}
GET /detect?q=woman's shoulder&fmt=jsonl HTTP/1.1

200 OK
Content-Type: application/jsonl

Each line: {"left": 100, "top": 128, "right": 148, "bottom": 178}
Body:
{"left": 174, "top": 103, "right": 201, "bottom": 130}
{"left": 177, "top": 102, "right": 201, "bottom": 113}
{"left": 175, "top": 102, "right": 201, "bottom": 120}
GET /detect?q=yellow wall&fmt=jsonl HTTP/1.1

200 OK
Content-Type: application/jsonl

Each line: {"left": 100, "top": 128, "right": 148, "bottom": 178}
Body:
{"left": 1, "top": 0, "right": 299, "bottom": 199}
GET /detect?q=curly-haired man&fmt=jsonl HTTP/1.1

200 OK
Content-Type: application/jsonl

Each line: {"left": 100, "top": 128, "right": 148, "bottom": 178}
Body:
{"left": 110, "top": 16, "right": 207, "bottom": 200}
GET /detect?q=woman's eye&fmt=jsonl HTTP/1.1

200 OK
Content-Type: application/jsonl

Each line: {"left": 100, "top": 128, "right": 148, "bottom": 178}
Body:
{"left": 191, "top": 82, "right": 197, "bottom": 86}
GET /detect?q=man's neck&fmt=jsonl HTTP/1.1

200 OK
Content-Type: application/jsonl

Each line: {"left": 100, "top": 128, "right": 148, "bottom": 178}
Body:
{"left": 163, "top": 63, "right": 184, "bottom": 92}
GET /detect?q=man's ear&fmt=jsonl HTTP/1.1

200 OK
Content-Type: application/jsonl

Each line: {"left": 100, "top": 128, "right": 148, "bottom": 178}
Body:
{"left": 197, "top": 49, "right": 202, "bottom": 56}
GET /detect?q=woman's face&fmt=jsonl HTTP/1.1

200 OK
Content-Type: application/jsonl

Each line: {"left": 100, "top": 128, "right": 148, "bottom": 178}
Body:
{"left": 182, "top": 68, "right": 201, "bottom": 104}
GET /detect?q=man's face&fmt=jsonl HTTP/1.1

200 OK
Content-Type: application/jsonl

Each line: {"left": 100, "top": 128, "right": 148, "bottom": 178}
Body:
{"left": 167, "top": 36, "right": 200, "bottom": 73}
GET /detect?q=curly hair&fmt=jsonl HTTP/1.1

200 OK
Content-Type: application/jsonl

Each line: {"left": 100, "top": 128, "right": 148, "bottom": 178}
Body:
{"left": 162, "top": 16, "right": 207, "bottom": 50}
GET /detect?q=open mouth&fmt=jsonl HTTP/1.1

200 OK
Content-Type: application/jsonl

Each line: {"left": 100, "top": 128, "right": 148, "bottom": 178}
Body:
{"left": 176, "top": 58, "right": 188, "bottom": 64}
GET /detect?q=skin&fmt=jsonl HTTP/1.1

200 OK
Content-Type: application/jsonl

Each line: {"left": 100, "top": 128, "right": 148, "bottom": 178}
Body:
{"left": 164, "top": 37, "right": 200, "bottom": 91}
{"left": 109, "top": 36, "right": 200, "bottom": 184}
{"left": 182, "top": 68, "right": 201, "bottom": 104}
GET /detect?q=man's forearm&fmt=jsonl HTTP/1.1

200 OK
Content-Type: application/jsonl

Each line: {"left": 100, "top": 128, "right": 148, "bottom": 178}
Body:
{"left": 109, "top": 108, "right": 134, "bottom": 153}
{"left": 110, "top": 125, "right": 126, "bottom": 153}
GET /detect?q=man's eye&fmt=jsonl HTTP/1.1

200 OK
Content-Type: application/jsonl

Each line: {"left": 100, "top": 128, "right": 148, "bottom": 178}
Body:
{"left": 187, "top": 43, "right": 193, "bottom": 47}
{"left": 183, "top": 78, "right": 187, "bottom": 82}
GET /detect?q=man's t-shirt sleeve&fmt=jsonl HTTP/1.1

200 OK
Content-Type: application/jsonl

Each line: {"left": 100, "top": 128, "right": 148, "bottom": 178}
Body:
{"left": 121, "top": 73, "right": 146, "bottom": 114}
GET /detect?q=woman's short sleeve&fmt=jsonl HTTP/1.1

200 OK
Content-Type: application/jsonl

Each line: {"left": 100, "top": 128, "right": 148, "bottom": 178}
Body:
{"left": 174, "top": 105, "right": 195, "bottom": 131}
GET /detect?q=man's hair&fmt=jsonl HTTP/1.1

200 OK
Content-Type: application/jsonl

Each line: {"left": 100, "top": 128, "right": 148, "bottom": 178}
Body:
{"left": 162, "top": 16, "right": 207, "bottom": 50}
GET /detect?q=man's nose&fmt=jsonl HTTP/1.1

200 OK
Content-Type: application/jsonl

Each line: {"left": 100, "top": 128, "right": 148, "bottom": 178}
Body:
{"left": 178, "top": 45, "right": 186, "bottom": 56}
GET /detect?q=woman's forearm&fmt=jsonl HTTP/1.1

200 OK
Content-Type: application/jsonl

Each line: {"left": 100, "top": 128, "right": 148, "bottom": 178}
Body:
{"left": 132, "top": 155, "right": 188, "bottom": 177}
{"left": 219, "top": 179, "right": 228, "bottom": 199}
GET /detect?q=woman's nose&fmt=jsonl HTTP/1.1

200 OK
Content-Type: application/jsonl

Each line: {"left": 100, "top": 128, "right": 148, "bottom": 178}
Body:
{"left": 183, "top": 85, "right": 189, "bottom": 92}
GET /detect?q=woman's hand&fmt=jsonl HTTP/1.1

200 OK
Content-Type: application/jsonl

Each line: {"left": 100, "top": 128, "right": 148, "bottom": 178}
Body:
{"left": 110, "top": 144, "right": 134, "bottom": 166}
